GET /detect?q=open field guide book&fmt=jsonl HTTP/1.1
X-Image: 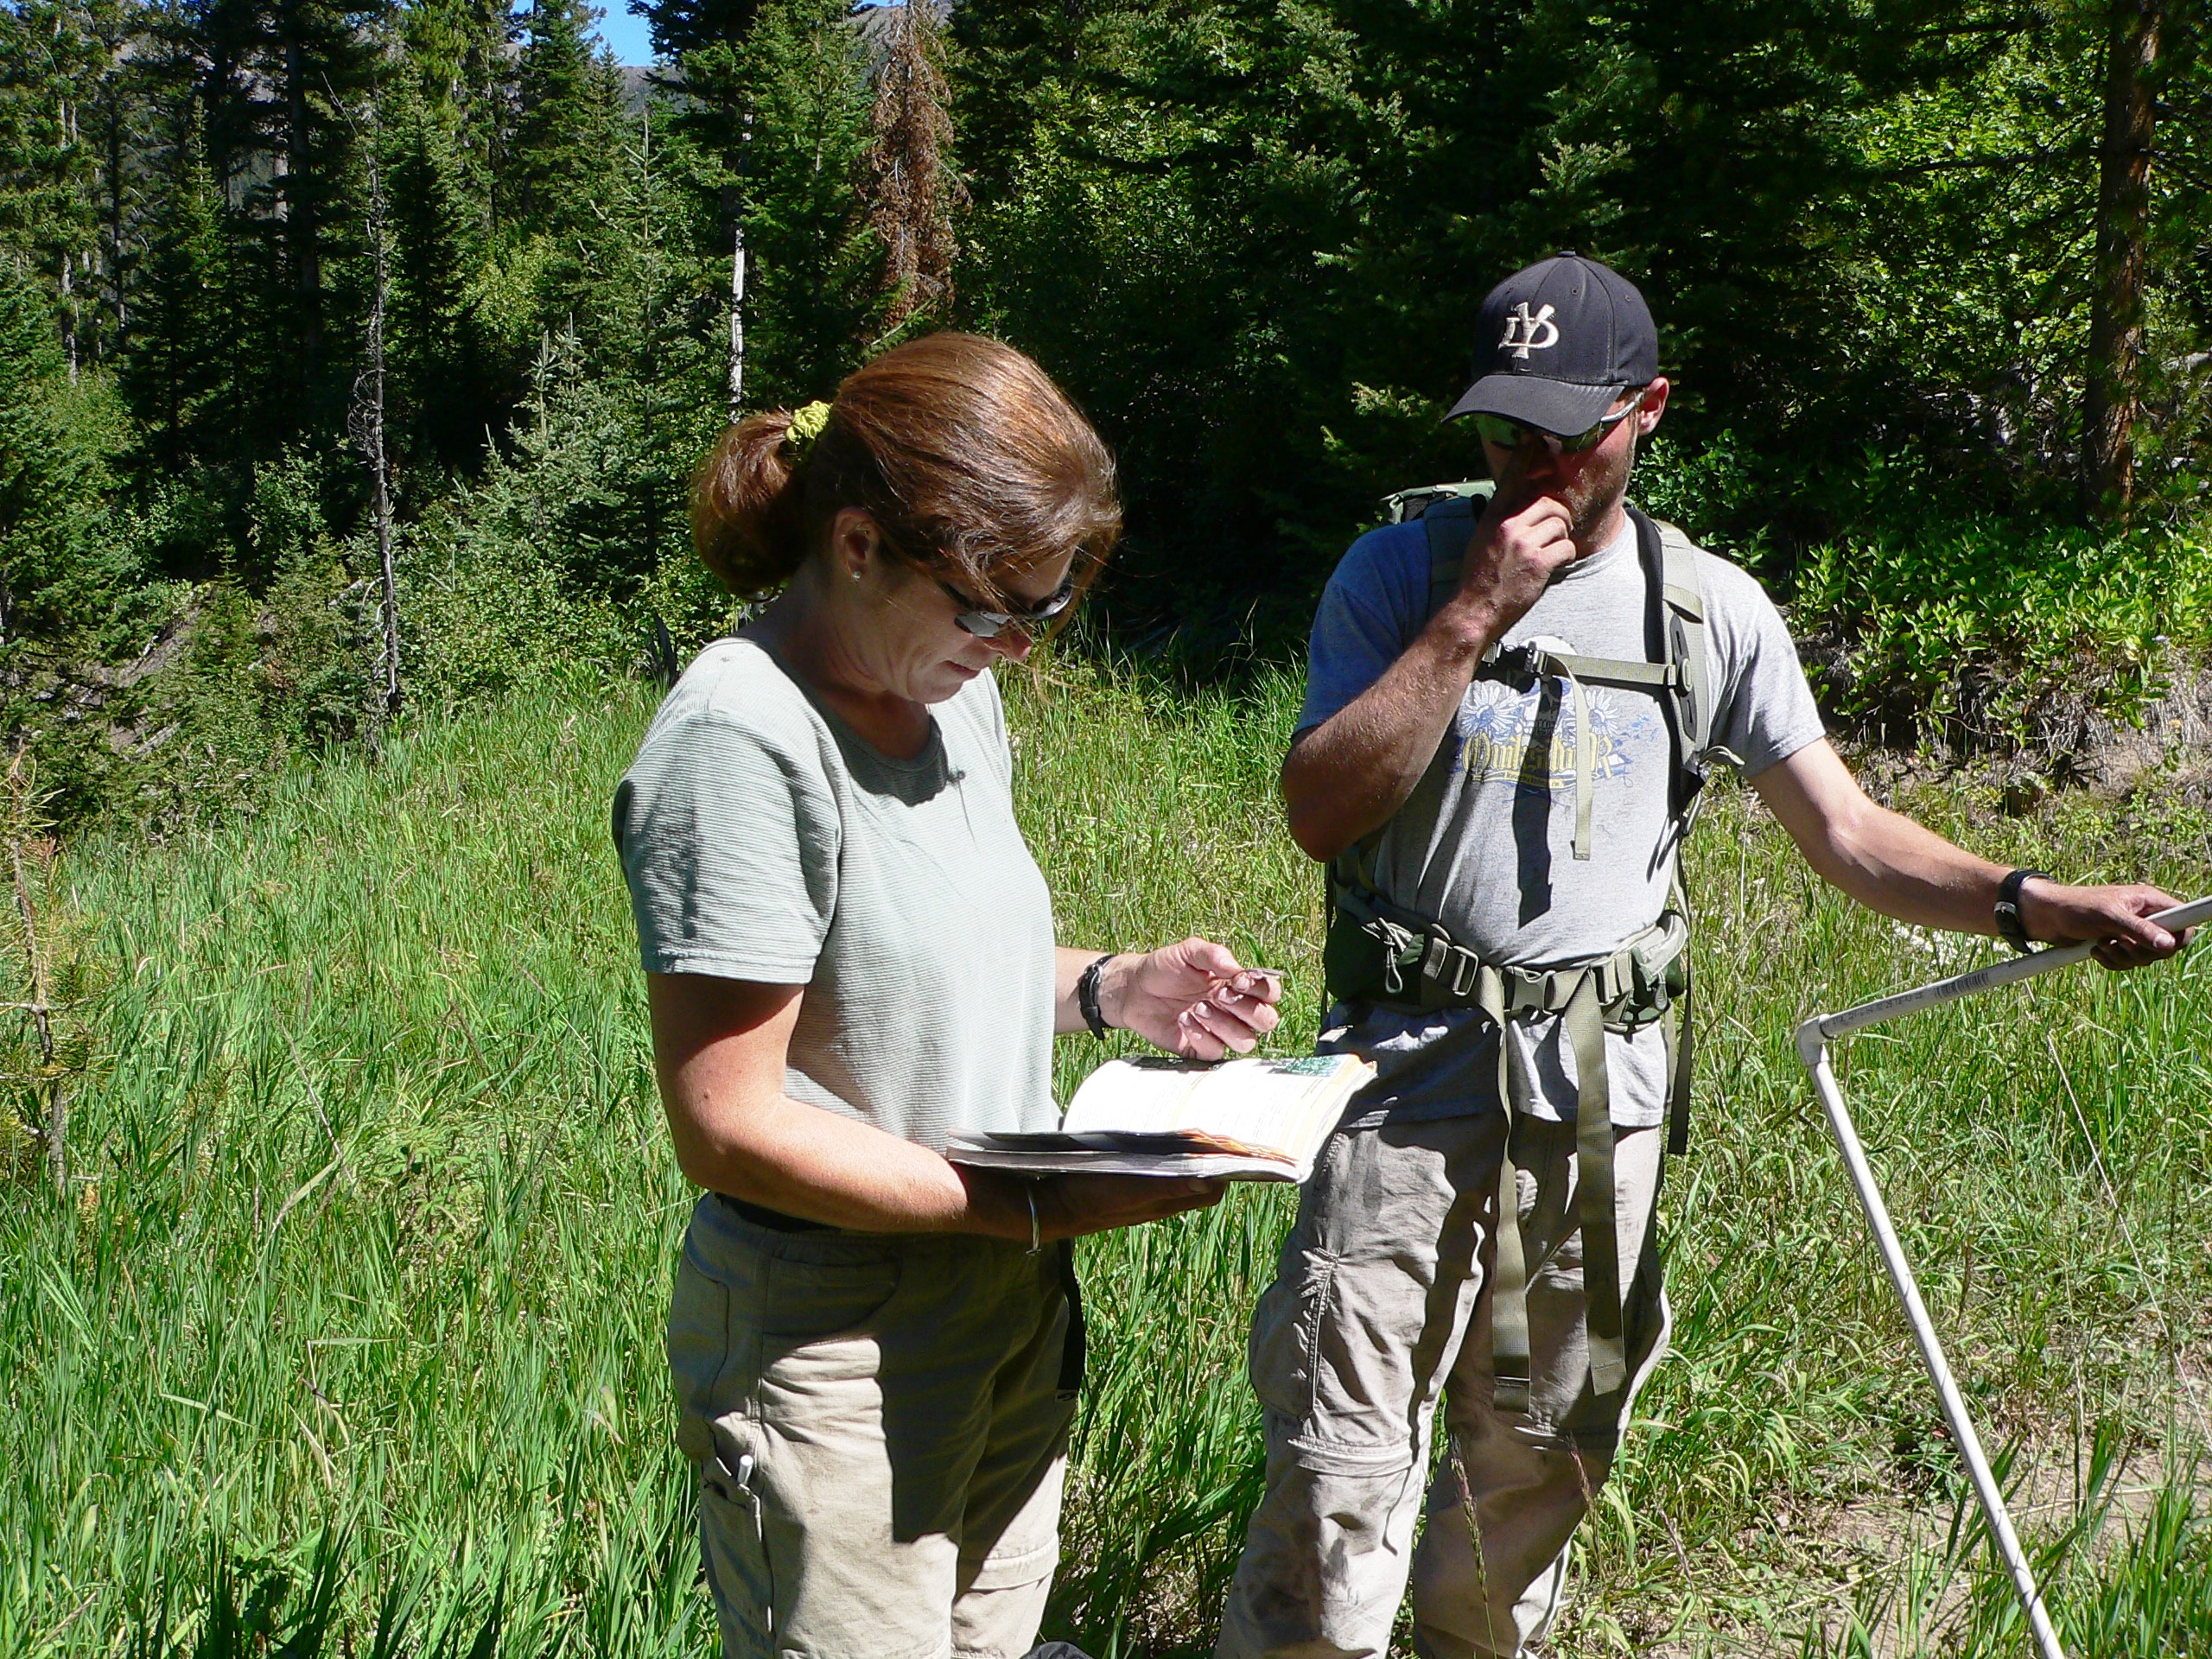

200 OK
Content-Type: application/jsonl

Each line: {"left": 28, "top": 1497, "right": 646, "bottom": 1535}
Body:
{"left": 947, "top": 1053, "right": 1377, "bottom": 1183}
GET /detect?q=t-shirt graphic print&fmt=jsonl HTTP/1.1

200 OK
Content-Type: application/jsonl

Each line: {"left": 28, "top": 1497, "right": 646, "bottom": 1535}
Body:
{"left": 1296, "top": 511, "right": 1827, "bottom": 1127}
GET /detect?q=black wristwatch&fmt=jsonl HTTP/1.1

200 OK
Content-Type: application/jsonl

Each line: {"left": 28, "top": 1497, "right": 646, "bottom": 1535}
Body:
{"left": 1995, "top": 868, "right": 2050, "bottom": 955}
{"left": 1077, "top": 953, "right": 1118, "bottom": 1039}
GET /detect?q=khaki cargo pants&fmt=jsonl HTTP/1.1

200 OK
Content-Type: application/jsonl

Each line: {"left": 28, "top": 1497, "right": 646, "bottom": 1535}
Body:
{"left": 667, "top": 1194, "right": 1079, "bottom": 1659}
{"left": 1217, "top": 1112, "right": 1669, "bottom": 1659}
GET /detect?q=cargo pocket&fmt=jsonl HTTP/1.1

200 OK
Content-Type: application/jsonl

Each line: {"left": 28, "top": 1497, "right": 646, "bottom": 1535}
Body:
{"left": 1249, "top": 1244, "right": 1338, "bottom": 1428}
{"left": 668, "top": 1247, "right": 758, "bottom": 1465}
{"left": 754, "top": 1250, "right": 903, "bottom": 1419}
{"left": 697, "top": 1447, "right": 777, "bottom": 1659}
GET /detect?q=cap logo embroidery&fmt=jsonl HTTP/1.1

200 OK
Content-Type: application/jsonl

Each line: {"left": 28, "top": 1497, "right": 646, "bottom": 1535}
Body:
{"left": 1500, "top": 302, "right": 1560, "bottom": 359}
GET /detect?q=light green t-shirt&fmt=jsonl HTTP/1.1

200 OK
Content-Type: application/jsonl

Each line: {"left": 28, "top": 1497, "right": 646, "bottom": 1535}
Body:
{"left": 613, "top": 638, "right": 1058, "bottom": 1153}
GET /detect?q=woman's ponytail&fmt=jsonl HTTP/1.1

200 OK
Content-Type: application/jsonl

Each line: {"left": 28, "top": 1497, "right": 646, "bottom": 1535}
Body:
{"left": 690, "top": 408, "right": 812, "bottom": 595}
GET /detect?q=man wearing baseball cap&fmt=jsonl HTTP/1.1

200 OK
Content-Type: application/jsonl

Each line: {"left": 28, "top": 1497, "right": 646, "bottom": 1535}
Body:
{"left": 1214, "top": 253, "right": 2186, "bottom": 1658}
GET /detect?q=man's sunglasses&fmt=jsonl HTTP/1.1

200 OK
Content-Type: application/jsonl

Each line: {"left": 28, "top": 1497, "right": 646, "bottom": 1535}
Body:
{"left": 1471, "top": 390, "right": 1643, "bottom": 456}
{"left": 937, "top": 574, "right": 1078, "bottom": 639}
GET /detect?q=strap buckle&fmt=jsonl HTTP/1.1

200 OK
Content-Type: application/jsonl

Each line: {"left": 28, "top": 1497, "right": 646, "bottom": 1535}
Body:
{"left": 1480, "top": 641, "right": 1543, "bottom": 687}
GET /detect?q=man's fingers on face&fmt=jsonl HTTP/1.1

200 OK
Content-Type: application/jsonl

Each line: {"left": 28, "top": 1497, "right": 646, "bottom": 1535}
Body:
{"left": 1506, "top": 488, "right": 1571, "bottom": 527}
{"left": 1491, "top": 439, "right": 1533, "bottom": 499}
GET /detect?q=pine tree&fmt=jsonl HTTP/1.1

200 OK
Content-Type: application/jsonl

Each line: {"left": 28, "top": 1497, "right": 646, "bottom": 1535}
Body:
{"left": 117, "top": 124, "right": 235, "bottom": 476}
{"left": 0, "top": 255, "right": 127, "bottom": 645}
{"left": 507, "top": 0, "right": 627, "bottom": 239}
{"left": 736, "top": 0, "right": 883, "bottom": 404}
{"left": 184, "top": 0, "right": 390, "bottom": 444}
{"left": 399, "top": 0, "right": 513, "bottom": 211}
{"left": 0, "top": 0, "right": 107, "bottom": 378}
{"left": 641, "top": 0, "right": 764, "bottom": 60}
{"left": 390, "top": 91, "right": 497, "bottom": 474}
{"left": 560, "top": 109, "right": 722, "bottom": 590}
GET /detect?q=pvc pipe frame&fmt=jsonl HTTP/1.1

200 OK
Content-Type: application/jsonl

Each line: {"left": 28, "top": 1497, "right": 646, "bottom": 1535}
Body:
{"left": 1792, "top": 895, "right": 2212, "bottom": 1659}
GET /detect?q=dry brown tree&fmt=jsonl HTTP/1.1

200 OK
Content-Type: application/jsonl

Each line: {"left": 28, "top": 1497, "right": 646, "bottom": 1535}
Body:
{"left": 862, "top": 2, "right": 966, "bottom": 330}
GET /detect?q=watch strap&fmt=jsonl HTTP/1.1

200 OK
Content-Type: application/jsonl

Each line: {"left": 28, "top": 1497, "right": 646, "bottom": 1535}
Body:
{"left": 1995, "top": 868, "right": 2050, "bottom": 955}
{"left": 1077, "top": 953, "right": 1117, "bottom": 1038}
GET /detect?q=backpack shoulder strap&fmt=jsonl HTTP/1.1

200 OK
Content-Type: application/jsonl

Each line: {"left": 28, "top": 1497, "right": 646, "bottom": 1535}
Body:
{"left": 1656, "top": 514, "right": 1717, "bottom": 771}
{"left": 1400, "top": 481, "right": 1495, "bottom": 623}
{"left": 1625, "top": 505, "right": 1724, "bottom": 799}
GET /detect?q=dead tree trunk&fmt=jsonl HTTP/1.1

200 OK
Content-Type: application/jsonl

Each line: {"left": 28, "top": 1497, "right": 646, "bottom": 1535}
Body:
{"left": 728, "top": 199, "right": 747, "bottom": 420}
{"left": 6, "top": 753, "right": 60, "bottom": 1196}
{"left": 351, "top": 110, "right": 401, "bottom": 714}
{"left": 58, "top": 93, "right": 79, "bottom": 382}
{"left": 2082, "top": 0, "right": 2162, "bottom": 523}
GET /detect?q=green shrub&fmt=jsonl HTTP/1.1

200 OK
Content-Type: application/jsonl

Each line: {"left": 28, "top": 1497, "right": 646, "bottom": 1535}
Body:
{"left": 1637, "top": 437, "right": 2212, "bottom": 760}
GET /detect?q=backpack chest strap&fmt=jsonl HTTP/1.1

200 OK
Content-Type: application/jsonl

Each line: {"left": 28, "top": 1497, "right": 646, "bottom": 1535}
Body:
{"left": 1473, "top": 644, "right": 1683, "bottom": 862}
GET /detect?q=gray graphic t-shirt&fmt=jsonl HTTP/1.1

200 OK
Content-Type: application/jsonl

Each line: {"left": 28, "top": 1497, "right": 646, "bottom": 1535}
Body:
{"left": 1299, "top": 512, "right": 1827, "bottom": 1127}
{"left": 613, "top": 639, "right": 1058, "bottom": 1152}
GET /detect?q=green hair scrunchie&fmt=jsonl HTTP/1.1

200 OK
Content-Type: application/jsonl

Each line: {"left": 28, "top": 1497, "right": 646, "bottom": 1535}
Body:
{"left": 785, "top": 400, "right": 833, "bottom": 463}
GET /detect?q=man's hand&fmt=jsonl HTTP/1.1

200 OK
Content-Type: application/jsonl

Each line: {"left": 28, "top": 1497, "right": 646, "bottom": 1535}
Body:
{"left": 1753, "top": 741, "right": 2195, "bottom": 975}
{"left": 1440, "top": 446, "right": 1577, "bottom": 641}
{"left": 1104, "top": 937, "right": 1283, "bottom": 1060}
{"left": 2018, "top": 879, "right": 2193, "bottom": 969}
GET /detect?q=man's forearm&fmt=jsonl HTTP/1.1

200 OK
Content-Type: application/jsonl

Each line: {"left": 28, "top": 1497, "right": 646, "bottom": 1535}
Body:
{"left": 1797, "top": 793, "right": 2012, "bottom": 934}
{"left": 1281, "top": 596, "right": 1505, "bottom": 861}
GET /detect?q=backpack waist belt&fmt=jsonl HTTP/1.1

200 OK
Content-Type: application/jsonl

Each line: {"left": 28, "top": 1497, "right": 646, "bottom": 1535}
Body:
{"left": 1325, "top": 886, "right": 1691, "bottom": 1409}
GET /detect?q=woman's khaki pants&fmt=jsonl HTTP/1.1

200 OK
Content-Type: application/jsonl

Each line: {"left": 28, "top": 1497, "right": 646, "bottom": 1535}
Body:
{"left": 1217, "top": 1114, "right": 1670, "bottom": 1659}
{"left": 667, "top": 1195, "right": 1078, "bottom": 1659}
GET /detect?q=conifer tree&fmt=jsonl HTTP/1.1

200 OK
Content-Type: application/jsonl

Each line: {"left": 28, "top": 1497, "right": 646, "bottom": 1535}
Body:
{"left": 508, "top": 0, "right": 627, "bottom": 239}
{"left": 0, "top": 255, "right": 125, "bottom": 645}
{"left": 400, "top": 0, "right": 513, "bottom": 210}
{"left": 118, "top": 124, "right": 236, "bottom": 476}
{"left": 0, "top": 0, "right": 107, "bottom": 376}
{"left": 184, "top": 0, "right": 389, "bottom": 443}
{"left": 735, "top": 0, "right": 882, "bottom": 403}
{"left": 390, "top": 92, "right": 497, "bottom": 474}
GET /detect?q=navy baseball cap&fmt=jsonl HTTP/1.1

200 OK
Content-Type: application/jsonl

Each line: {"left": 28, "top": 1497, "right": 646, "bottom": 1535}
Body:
{"left": 1446, "top": 254, "right": 1659, "bottom": 435}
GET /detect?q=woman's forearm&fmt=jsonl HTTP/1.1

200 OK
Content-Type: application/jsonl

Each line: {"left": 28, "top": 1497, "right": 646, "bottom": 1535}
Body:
{"left": 650, "top": 969, "right": 1028, "bottom": 1236}
{"left": 667, "top": 1084, "right": 1030, "bottom": 1237}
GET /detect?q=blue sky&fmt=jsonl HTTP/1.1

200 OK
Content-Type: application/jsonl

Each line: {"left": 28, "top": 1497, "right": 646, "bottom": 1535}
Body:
{"left": 588, "top": 0, "right": 897, "bottom": 67}
{"left": 589, "top": 3, "right": 654, "bottom": 66}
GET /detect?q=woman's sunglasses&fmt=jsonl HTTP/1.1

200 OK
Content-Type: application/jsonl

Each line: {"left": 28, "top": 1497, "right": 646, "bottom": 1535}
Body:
{"left": 1471, "top": 389, "right": 1643, "bottom": 456}
{"left": 937, "top": 574, "right": 1079, "bottom": 639}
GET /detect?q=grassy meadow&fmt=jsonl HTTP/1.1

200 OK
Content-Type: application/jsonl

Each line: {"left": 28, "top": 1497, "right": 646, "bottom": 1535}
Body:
{"left": 3, "top": 658, "right": 2209, "bottom": 1657}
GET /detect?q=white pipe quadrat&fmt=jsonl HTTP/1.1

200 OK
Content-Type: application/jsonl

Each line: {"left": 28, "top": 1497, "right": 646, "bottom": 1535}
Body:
{"left": 1793, "top": 894, "right": 2212, "bottom": 1659}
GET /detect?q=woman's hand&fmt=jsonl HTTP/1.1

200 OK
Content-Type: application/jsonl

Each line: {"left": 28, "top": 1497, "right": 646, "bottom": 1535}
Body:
{"left": 1037, "top": 1173, "right": 1227, "bottom": 1239}
{"left": 1104, "top": 937, "right": 1283, "bottom": 1060}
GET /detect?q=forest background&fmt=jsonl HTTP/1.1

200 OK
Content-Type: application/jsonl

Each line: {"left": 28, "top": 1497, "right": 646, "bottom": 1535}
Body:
{"left": 3, "top": 0, "right": 2212, "bottom": 1652}
{"left": 0, "top": 0, "right": 2209, "bottom": 830}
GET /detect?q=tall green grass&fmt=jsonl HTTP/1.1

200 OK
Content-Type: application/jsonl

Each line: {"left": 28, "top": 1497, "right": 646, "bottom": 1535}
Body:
{"left": 2, "top": 658, "right": 2208, "bottom": 1656}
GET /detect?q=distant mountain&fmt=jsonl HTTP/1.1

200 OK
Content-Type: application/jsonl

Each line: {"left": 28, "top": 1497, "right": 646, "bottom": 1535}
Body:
{"left": 619, "top": 65, "right": 658, "bottom": 111}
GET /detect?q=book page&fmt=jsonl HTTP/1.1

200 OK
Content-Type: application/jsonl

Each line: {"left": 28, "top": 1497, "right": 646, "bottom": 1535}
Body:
{"left": 1062, "top": 1055, "right": 1367, "bottom": 1159}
